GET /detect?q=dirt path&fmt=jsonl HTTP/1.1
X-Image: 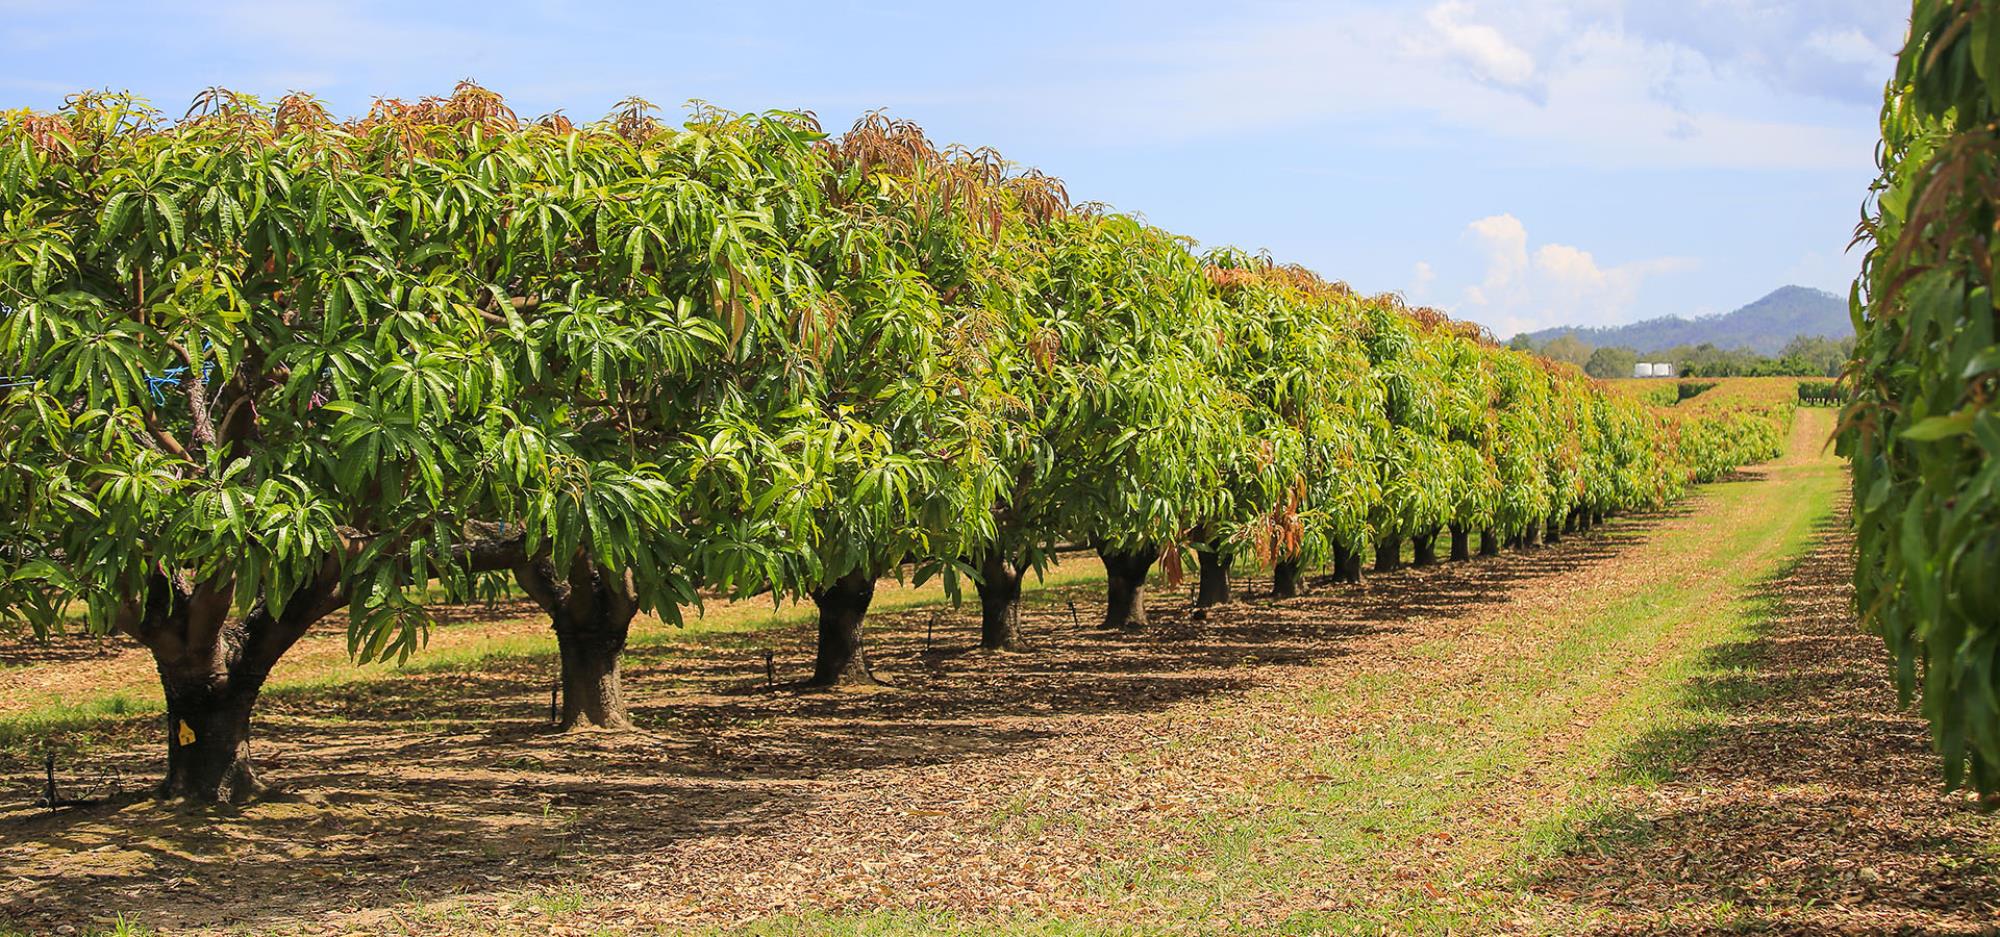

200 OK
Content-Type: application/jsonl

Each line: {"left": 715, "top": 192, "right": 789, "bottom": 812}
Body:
{"left": 1531, "top": 507, "right": 2000, "bottom": 934}
{"left": 1, "top": 409, "right": 1992, "bottom": 935}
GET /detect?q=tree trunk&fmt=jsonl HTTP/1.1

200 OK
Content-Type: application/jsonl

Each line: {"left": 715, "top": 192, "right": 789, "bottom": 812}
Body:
{"left": 1098, "top": 543, "right": 1159, "bottom": 630}
{"left": 1374, "top": 536, "right": 1403, "bottom": 573}
{"left": 123, "top": 567, "right": 344, "bottom": 805}
{"left": 976, "top": 547, "right": 1025, "bottom": 650}
{"left": 1412, "top": 531, "right": 1438, "bottom": 568}
{"left": 157, "top": 658, "right": 266, "bottom": 805}
{"left": 517, "top": 556, "right": 638, "bottom": 729}
{"left": 1272, "top": 558, "right": 1302, "bottom": 598}
{"left": 809, "top": 569, "right": 879, "bottom": 687}
{"left": 1592, "top": 510, "right": 1605, "bottom": 526}
{"left": 1450, "top": 525, "right": 1472, "bottom": 562}
{"left": 122, "top": 534, "right": 524, "bottom": 804}
{"left": 1480, "top": 528, "right": 1501, "bottom": 557}
{"left": 1545, "top": 514, "right": 1563, "bottom": 544}
{"left": 1565, "top": 509, "right": 1582, "bottom": 534}
{"left": 1523, "top": 524, "right": 1541, "bottom": 547}
{"left": 1333, "top": 544, "right": 1363, "bottom": 584}
{"left": 556, "top": 621, "right": 630, "bottom": 729}
{"left": 1195, "top": 540, "right": 1233, "bottom": 608}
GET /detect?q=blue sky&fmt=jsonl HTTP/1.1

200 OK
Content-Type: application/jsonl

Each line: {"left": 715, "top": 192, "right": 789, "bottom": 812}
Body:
{"left": 0, "top": 0, "right": 1904, "bottom": 337}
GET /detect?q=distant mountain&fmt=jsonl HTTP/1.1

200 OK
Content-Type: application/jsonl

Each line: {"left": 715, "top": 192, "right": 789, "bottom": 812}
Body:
{"left": 1514, "top": 286, "right": 1851, "bottom": 355}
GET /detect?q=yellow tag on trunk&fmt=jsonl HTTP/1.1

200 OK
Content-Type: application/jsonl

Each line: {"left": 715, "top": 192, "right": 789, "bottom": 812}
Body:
{"left": 177, "top": 720, "right": 196, "bottom": 745}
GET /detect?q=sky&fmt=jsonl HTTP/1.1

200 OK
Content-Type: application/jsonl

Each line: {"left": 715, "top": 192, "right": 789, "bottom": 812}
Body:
{"left": 0, "top": 0, "right": 1906, "bottom": 337}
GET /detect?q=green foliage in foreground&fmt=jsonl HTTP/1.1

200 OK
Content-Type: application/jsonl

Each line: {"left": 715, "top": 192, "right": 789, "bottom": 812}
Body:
{"left": 1845, "top": 0, "right": 2000, "bottom": 796}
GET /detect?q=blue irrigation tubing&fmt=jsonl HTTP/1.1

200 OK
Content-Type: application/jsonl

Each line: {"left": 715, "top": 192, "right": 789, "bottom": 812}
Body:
{"left": 141, "top": 342, "right": 216, "bottom": 405}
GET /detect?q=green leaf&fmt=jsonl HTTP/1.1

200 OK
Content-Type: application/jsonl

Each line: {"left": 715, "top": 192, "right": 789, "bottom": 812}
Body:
{"left": 1902, "top": 413, "right": 1976, "bottom": 442}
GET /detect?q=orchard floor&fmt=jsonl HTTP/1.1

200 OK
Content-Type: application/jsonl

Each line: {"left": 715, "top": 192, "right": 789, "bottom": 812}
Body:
{"left": 1, "top": 409, "right": 1996, "bottom": 936}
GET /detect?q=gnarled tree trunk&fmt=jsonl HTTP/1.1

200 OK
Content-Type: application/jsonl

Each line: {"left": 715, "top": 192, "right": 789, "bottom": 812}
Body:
{"left": 1195, "top": 540, "right": 1233, "bottom": 608}
{"left": 809, "top": 569, "right": 880, "bottom": 687}
{"left": 120, "top": 530, "right": 525, "bottom": 803}
{"left": 976, "top": 547, "right": 1026, "bottom": 650}
{"left": 123, "top": 567, "right": 340, "bottom": 805}
{"left": 1480, "top": 528, "right": 1501, "bottom": 557}
{"left": 1098, "top": 543, "right": 1159, "bottom": 630}
{"left": 1450, "top": 524, "right": 1472, "bottom": 562}
{"left": 1374, "top": 536, "right": 1403, "bottom": 573}
{"left": 1412, "top": 530, "right": 1438, "bottom": 568}
{"left": 516, "top": 555, "right": 638, "bottom": 730}
{"left": 1271, "top": 558, "right": 1302, "bottom": 598}
{"left": 157, "top": 653, "right": 267, "bottom": 805}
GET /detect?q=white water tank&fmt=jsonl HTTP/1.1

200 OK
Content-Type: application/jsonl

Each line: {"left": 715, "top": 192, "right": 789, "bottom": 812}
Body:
{"left": 1632, "top": 363, "right": 1654, "bottom": 378}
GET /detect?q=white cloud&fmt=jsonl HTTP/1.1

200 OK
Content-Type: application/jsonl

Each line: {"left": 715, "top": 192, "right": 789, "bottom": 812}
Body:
{"left": 1467, "top": 214, "right": 1530, "bottom": 304}
{"left": 1410, "top": 260, "right": 1437, "bottom": 300}
{"left": 1006, "top": 0, "right": 1887, "bottom": 172}
{"left": 1423, "top": 2, "right": 1540, "bottom": 93}
{"left": 1459, "top": 213, "right": 1696, "bottom": 334}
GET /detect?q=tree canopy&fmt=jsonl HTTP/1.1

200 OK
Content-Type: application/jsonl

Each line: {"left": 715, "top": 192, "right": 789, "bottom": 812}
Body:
{"left": 0, "top": 83, "right": 1791, "bottom": 802}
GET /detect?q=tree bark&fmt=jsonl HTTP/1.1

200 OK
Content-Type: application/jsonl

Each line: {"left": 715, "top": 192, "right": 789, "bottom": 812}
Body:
{"left": 1098, "top": 543, "right": 1159, "bottom": 630}
{"left": 1374, "top": 536, "right": 1403, "bottom": 573}
{"left": 1545, "top": 514, "right": 1563, "bottom": 544}
{"left": 1333, "top": 543, "right": 1363, "bottom": 584}
{"left": 1523, "top": 523, "right": 1541, "bottom": 547}
{"left": 123, "top": 568, "right": 336, "bottom": 805}
{"left": 1272, "top": 558, "right": 1302, "bottom": 598}
{"left": 976, "top": 547, "right": 1025, "bottom": 650}
{"left": 809, "top": 569, "right": 880, "bottom": 687}
{"left": 1450, "top": 524, "right": 1472, "bottom": 562}
{"left": 516, "top": 555, "right": 637, "bottom": 730}
{"left": 1195, "top": 540, "right": 1233, "bottom": 608}
{"left": 1565, "top": 509, "right": 1582, "bottom": 534}
{"left": 558, "top": 626, "right": 629, "bottom": 728}
{"left": 157, "top": 654, "right": 266, "bottom": 805}
{"left": 1412, "top": 530, "right": 1438, "bottom": 568}
{"left": 1480, "top": 528, "right": 1502, "bottom": 557}
{"left": 1592, "top": 510, "right": 1605, "bottom": 526}
{"left": 118, "top": 529, "right": 526, "bottom": 804}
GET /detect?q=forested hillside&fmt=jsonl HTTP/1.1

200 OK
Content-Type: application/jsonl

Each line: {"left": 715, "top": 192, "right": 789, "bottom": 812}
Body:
{"left": 1516, "top": 285, "right": 1849, "bottom": 355}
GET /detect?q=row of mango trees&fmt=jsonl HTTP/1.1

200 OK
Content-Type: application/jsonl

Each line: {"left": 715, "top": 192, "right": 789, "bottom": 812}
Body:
{"left": 1845, "top": 0, "right": 2000, "bottom": 799}
{"left": 0, "top": 86, "right": 1783, "bottom": 803}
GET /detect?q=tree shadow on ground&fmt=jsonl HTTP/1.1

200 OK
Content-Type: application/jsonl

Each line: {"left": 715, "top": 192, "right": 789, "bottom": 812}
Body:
{"left": 1530, "top": 508, "right": 2000, "bottom": 935}
{"left": 0, "top": 513, "right": 1667, "bottom": 935}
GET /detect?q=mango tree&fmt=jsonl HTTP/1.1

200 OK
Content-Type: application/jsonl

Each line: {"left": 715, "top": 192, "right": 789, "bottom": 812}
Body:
{"left": 0, "top": 89, "right": 534, "bottom": 801}
{"left": 1360, "top": 299, "right": 1456, "bottom": 572}
{"left": 1842, "top": 0, "right": 2000, "bottom": 794}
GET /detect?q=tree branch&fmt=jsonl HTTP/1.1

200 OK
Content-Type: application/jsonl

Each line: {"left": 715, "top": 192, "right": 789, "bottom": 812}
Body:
{"left": 163, "top": 338, "right": 217, "bottom": 452}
